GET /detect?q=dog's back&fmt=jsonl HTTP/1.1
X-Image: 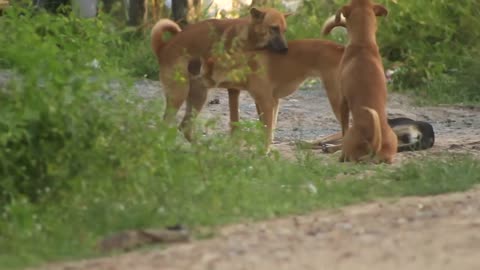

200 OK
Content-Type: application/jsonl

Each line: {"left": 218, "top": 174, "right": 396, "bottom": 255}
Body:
{"left": 156, "top": 18, "right": 248, "bottom": 66}
{"left": 341, "top": 45, "right": 387, "bottom": 110}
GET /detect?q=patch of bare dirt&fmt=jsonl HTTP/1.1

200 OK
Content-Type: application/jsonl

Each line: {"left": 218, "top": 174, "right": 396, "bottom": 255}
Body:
{"left": 133, "top": 79, "right": 480, "bottom": 161}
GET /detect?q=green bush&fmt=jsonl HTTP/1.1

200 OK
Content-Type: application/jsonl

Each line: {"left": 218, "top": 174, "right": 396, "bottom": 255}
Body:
{"left": 0, "top": 6, "right": 159, "bottom": 205}
{"left": 115, "top": 31, "right": 159, "bottom": 79}
{"left": 378, "top": 0, "right": 480, "bottom": 101}
{"left": 286, "top": 0, "right": 335, "bottom": 40}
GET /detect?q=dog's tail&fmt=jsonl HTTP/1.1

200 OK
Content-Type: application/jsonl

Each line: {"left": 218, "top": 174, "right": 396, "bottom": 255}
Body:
{"left": 321, "top": 14, "right": 347, "bottom": 35}
{"left": 363, "top": 107, "right": 382, "bottom": 155}
{"left": 151, "top": 19, "right": 182, "bottom": 59}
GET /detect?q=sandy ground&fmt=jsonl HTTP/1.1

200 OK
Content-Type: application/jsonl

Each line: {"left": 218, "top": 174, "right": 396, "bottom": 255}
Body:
{"left": 39, "top": 187, "right": 480, "bottom": 270}
{"left": 28, "top": 79, "right": 480, "bottom": 270}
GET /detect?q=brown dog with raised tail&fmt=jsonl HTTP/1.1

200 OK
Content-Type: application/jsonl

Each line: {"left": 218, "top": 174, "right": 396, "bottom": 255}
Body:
{"left": 151, "top": 8, "right": 290, "bottom": 140}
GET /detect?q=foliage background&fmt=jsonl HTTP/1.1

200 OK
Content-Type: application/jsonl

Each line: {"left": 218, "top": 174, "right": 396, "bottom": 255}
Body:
{"left": 286, "top": 0, "right": 480, "bottom": 104}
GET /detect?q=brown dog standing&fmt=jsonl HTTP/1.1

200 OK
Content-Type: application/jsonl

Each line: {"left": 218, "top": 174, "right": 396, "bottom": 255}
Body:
{"left": 323, "top": 0, "right": 397, "bottom": 163}
{"left": 150, "top": 8, "right": 290, "bottom": 140}
{"left": 192, "top": 39, "right": 345, "bottom": 150}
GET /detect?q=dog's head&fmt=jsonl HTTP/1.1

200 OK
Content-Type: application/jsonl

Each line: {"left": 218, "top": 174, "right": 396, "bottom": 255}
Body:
{"left": 334, "top": 0, "right": 388, "bottom": 31}
{"left": 393, "top": 121, "right": 435, "bottom": 152}
{"left": 394, "top": 125, "right": 422, "bottom": 146}
{"left": 249, "top": 7, "right": 291, "bottom": 53}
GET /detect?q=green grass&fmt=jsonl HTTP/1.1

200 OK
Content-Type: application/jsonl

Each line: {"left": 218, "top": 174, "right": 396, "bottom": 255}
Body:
{"left": 1, "top": 153, "right": 480, "bottom": 270}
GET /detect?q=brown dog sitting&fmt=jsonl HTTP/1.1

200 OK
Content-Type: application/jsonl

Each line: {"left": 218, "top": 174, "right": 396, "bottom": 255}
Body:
{"left": 323, "top": 0, "right": 397, "bottom": 163}
{"left": 150, "top": 8, "right": 291, "bottom": 140}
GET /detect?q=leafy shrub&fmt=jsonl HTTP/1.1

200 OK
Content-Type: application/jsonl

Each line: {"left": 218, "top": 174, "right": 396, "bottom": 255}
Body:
{"left": 114, "top": 31, "right": 159, "bottom": 79}
{"left": 377, "top": 0, "right": 480, "bottom": 96}
{"left": 286, "top": 0, "right": 335, "bottom": 40}
{"left": 0, "top": 6, "right": 157, "bottom": 204}
{"left": 287, "top": 0, "right": 480, "bottom": 103}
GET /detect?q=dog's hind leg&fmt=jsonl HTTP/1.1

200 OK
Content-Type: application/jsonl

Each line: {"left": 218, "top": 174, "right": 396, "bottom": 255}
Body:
{"left": 377, "top": 129, "right": 398, "bottom": 164}
{"left": 310, "top": 132, "right": 343, "bottom": 145}
{"left": 162, "top": 67, "right": 189, "bottom": 125}
{"left": 163, "top": 88, "right": 188, "bottom": 125}
{"left": 305, "top": 132, "right": 343, "bottom": 152}
{"left": 255, "top": 103, "right": 263, "bottom": 122}
{"left": 339, "top": 98, "right": 350, "bottom": 136}
{"left": 179, "top": 62, "right": 209, "bottom": 141}
{"left": 179, "top": 87, "right": 208, "bottom": 141}
{"left": 228, "top": 88, "right": 241, "bottom": 134}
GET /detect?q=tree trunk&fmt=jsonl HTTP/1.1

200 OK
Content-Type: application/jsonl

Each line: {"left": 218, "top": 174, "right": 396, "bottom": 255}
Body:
{"left": 127, "top": 0, "right": 145, "bottom": 26}
{"left": 171, "top": 0, "right": 188, "bottom": 26}
{"left": 32, "top": 0, "right": 70, "bottom": 13}
{"left": 102, "top": 0, "right": 115, "bottom": 13}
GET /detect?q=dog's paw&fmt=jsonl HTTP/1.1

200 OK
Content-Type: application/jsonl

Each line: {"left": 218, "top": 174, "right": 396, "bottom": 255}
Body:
{"left": 321, "top": 142, "right": 330, "bottom": 153}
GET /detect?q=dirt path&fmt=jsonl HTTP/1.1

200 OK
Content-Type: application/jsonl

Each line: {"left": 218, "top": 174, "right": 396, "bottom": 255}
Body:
{"left": 35, "top": 80, "right": 480, "bottom": 270}
{"left": 135, "top": 79, "right": 480, "bottom": 161}
{"left": 40, "top": 187, "right": 480, "bottom": 270}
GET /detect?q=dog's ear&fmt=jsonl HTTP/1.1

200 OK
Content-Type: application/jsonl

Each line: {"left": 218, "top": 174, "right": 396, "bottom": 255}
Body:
{"left": 283, "top": 12, "right": 293, "bottom": 18}
{"left": 250, "top": 7, "right": 266, "bottom": 21}
{"left": 373, "top": 4, "right": 388, "bottom": 17}
{"left": 335, "top": 5, "right": 350, "bottom": 22}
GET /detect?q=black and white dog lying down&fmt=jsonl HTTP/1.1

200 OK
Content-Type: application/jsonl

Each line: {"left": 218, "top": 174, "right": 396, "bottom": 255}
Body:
{"left": 388, "top": 117, "right": 435, "bottom": 152}
{"left": 304, "top": 117, "right": 435, "bottom": 153}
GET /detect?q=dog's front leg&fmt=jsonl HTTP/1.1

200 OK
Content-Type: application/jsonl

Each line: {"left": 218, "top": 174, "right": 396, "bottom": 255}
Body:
{"left": 228, "top": 88, "right": 241, "bottom": 134}
{"left": 163, "top": 90, "right": 187, "bottom": 125}
{"left": 272, "top": 99, "right": 281, "bottom": 132}
{"left": 256, "top": 97, "right": 275, "bottom": 151}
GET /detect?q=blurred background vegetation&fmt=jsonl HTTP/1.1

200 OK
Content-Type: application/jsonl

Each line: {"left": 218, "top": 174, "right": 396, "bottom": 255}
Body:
{"left": 4, "top": 0, "right": 477, "bottom": 101}
{"left": 288, "top": 0, "right": 480, "bottom": 104}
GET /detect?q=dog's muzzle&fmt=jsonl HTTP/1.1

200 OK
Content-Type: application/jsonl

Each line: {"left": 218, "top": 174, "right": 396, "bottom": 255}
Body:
{"left": 268, "top": 37, "right": 289, "bottom": 54}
